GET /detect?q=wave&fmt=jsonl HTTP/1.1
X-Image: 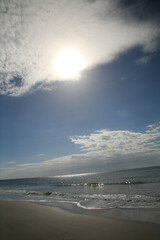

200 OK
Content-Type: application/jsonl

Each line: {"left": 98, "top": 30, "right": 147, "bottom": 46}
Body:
{"left": 0, "top": 180, "right": 152, "bottom": 190}
{"left": 1, "top": 189, "right": 160, "bottom": 202}
{"left": 83, "top": 181, "right": 147, "bottom": 186}
{"left": 76, "top": 194, "right": 160, "bottom": 210}
{"left": 0, "top": 189, "right": 26, "bottom": 194}
{"left": 49, "top": 180, "right": 149, "bottom": 187}
{"left": 1, "top": 188, "right": 160, "bottom": 209}
{"left": 2, "top": 189, "right": 159, "bottom": 202}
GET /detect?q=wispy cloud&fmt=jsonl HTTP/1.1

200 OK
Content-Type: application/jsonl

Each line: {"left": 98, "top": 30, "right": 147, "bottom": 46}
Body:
{"left": 0, "top": 0, "right": 160, "bottom": 96}
{"left": 7, "top": 161, "right": 16, "bottom": 164}
{"left": 146, "top": 123, "right": 160, "bottom": 133}
{"left": 37, "top": 153, "right": 45, "bottom": 157}
{"left": 136, "top": 56, "right": 150, "bottom": 64}
{"left": 0, "top": 123, "right": 160, "bottom": 179}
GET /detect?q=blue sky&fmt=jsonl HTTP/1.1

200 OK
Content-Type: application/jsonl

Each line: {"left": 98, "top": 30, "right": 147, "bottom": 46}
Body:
{"left": 0, "top": 0, "right": 160, "bottom": 179}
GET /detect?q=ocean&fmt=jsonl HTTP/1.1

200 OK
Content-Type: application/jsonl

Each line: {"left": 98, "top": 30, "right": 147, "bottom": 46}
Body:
{"left": 0, "top": 166, "right": 160, "bottom": 211}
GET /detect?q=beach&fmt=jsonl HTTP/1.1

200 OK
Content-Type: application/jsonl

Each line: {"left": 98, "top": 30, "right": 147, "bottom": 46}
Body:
{"left": 0, "top": 201, "right": 160, "bottom": 240}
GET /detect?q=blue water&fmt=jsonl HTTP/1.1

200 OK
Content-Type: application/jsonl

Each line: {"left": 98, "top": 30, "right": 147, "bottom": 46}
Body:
{"left": 0, "top": 166, "right": 160, "bottom": 210}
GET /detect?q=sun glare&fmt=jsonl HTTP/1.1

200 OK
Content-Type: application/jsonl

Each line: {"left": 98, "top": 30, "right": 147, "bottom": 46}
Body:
{"left": 53, "top": 48, "right": 87, "bottom": 80}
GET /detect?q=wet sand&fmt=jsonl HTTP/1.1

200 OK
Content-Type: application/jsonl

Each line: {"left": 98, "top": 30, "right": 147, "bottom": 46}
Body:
{"left": 0, "top": 201, "right": 160, "bottom": 240}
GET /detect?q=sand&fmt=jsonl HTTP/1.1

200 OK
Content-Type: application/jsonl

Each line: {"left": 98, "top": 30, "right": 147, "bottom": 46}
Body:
{"left": 0, "top": 201, "right": 160, "bottom": 240}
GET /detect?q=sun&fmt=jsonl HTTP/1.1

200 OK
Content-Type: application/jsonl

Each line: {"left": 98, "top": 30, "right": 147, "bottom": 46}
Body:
{"left": 53, "top": 48, "right": 87, "bottom": 80}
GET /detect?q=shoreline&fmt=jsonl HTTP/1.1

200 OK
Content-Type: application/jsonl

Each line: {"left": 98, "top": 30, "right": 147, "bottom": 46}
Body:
{"left": 0, "top": 200, "right": 160, "bottom": 240}
{"left": 29, "top": 199, "right": 160, "bottom": 224}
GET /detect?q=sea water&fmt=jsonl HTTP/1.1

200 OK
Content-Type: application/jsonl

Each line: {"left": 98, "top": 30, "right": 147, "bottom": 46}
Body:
{"left": 0, "top": 166, "right": 160, "bottom": 210}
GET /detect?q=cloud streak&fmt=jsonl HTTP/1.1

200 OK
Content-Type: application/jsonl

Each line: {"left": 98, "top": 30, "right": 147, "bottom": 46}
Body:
{"left": 0, "top": 0, "right": 160, "bottom": 96}
{"left": 7, "top": 161, "right": 16, "bottom": 164}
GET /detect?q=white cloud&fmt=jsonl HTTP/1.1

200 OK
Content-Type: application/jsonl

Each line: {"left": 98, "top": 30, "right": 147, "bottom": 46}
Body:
{"left": 0, "top": 123, "right": 160, "bottom": 179}
{"left": 7, "top": 161, "right": 16, "bottom": 164}
{"left": 70, "top": 127, "right": 160, "bottom": 154}
{"left": 37, "top": 153, "right": 45, "bottom": 157}
{"left": 146, "top": 123, "right": 160, "bottom": 133}
{"left": 0, "top": 0, "right": 160, "bottom": 96}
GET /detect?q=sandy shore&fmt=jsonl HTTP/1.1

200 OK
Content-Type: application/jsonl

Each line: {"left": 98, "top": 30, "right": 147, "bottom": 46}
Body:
{"left": 0, "top": 201, "right": 160, "bottom": 240}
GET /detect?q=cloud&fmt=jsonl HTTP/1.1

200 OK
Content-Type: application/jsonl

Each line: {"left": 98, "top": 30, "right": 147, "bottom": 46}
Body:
{"left": 70, "top": 127, "right": 160, "bottom": 154}
{"left": 0, "top": 0, "right": 160, "bottom": 96}
{"left": 37, "top": 153, "right": 45, "bottom": 157}
{"left": 136, "top": 55, "right": 150, "bottom": 64}
{"left": 7, "top": 161, "right": 16, "bottom": 164}
{"left": 0, "top": 123, "right": 160, "bottom": 179}
{"left": 146, "top": 123, "right": 160, "bottom": 133}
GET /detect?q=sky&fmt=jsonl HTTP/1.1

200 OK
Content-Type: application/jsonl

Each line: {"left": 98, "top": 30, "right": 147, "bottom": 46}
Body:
{"left": 0, "top": 0, "right": 160, "bottom": 179}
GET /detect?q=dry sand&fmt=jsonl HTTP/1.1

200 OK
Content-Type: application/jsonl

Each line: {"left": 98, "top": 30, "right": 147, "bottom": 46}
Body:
{"left": 0, "top": 201, "right": 160, "bottom": 240}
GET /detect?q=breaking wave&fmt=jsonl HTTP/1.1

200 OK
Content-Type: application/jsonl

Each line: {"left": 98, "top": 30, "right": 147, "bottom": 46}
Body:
{"left": 26, "top": 180, "right": 150, "bottom": 187}
{"left": 0, "top": 189, "right": 160, "bottom": 209}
